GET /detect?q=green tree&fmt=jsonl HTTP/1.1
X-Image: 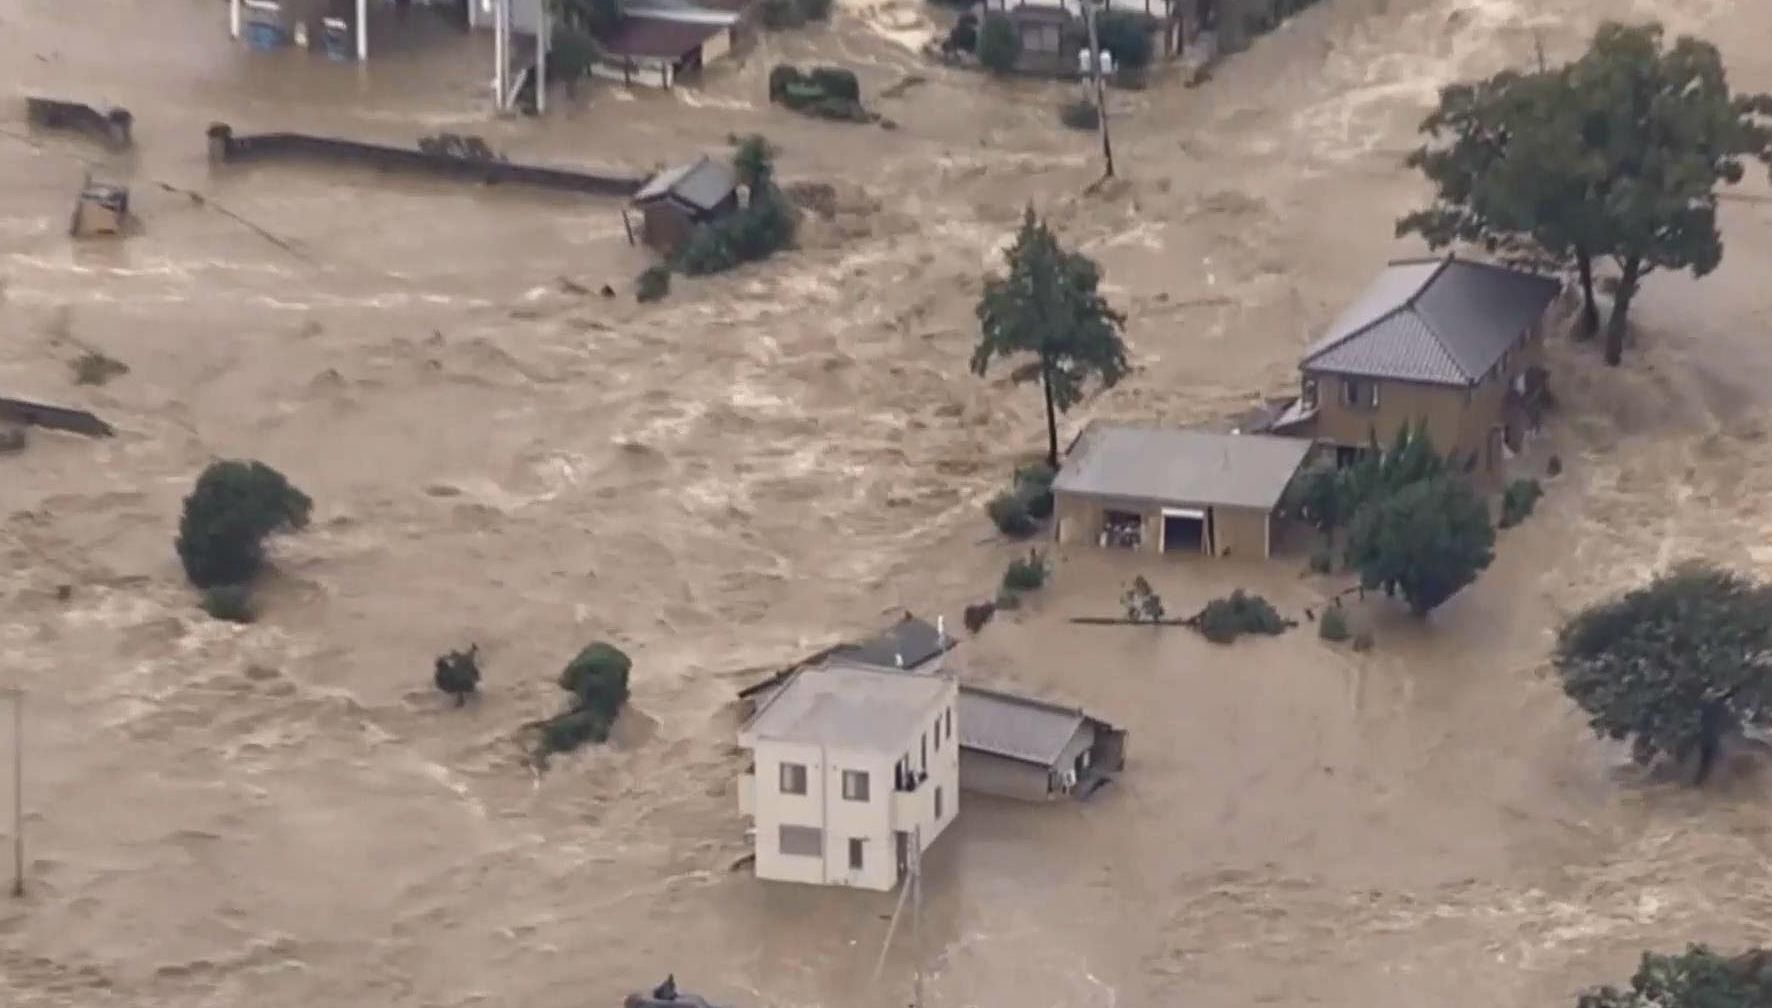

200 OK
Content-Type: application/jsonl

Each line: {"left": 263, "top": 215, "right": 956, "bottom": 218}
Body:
{"left": 1553, "top": 563, "right": 1772, "bottom": 785}
{"left": 973, "top": 208, "right": 1130, "bottom": 469}
{"left": 1398, "top": 67, "right": 1608, "bottom": 336}
{"left": 1579, "top": 947, "right": 1772, "bottom": 1008}
{"left": 733, "top": 134, "right": 775, "bottom": 192}
{"left": 1094, "top": 11, "right": 1152, "bottom": 70}
{"left": 434, "top": 645, "right": 482, "bottom": 707}
{"left": 976, "top": 12, "right": 1021, "bottom": 75}
{"left": 175, "top": 460, "right": 312, "bottom": 589}
{"left": 1290, "top": 466, "right": 1347, "bottom": 543}
{"left": 1566, "top": 22, "right": 1771, "bottom": 365}
{"left": 1343, "top": 474, "right": 1494, "bottom": 616}
{"left": 559, "top": 642, "right": 633, "bottom": 722}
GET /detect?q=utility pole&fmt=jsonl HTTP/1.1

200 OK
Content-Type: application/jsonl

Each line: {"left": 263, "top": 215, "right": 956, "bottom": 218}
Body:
{"left": 1081, "top": 0, "right": 1116, "bottom": 179}
{"left": 910, "top": 824, "right": 923, "bottom": 1008}
{"left": 3, "top": 688, "right": 22, "bottom": 898}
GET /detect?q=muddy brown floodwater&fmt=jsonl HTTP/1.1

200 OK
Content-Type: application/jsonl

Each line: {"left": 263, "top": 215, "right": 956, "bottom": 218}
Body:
{"left": 3, "top": 0, "right": 1772, "bottom": 1005}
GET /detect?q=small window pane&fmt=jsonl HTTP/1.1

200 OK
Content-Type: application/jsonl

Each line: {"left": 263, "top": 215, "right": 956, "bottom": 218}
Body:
{"left": 848, "top": 837, "right": 864, "bottom": 870}
{"left": 779, "top": 762, "right": 807, "bottom": 795}
{"left": 842, "top": 770, "right": 870, "bottom": 802}
{"left": 935, "top": 785, "right": 944, "bottom": 820}
{"left": 779, "top": 825, "right": 822, "bottom": 857}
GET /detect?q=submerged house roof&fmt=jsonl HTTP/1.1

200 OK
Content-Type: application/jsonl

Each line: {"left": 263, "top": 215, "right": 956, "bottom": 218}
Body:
{"left": 740, "top": 660, "right": 950, "bottom": 751}
{"left": 632, "top": 154, "right": 736, "bottom": 213}
{"left": 600, "top": 14, "right": 732, "bottom": 60}
{"left": 1053, "top": 423, "right": 1313, "bottom": 511}
{"left": 831, "top": 615, "right": 955, "bottom": 670}
{"left": 1301, "top": 256, "right": 1562, "bottom": 387}
{"left": 957, "top": 686, "right": 1094, "bottom": 767}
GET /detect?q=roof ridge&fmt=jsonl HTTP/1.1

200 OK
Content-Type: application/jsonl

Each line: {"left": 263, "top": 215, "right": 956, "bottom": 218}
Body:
{"left": 1399, "top": 255, "right": 1476, "bottom": 382}
{"left": 961, "top": 682, "right": 1085, "bottom": 718}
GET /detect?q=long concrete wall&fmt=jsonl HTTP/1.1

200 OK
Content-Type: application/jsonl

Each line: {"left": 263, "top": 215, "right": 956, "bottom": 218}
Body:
{"left": 205, "top": 124, "right": 644, "bottom": 198}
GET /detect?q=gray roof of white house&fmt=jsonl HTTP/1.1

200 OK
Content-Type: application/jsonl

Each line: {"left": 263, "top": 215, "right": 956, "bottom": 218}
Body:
{"left": 741, "top": 660, "right": 949, "bottom": 751}
{"left": 1302, "top": 256, "right": 1562, "bottom": 386}
{"left": 1052, "top": 424, "right": 1312, "bottom": 511}
{"left": 958, "top": 687, "right": 1090, "bottom": 766}
{"left": 632, "top": 155, "right": 736, "bottom": 212}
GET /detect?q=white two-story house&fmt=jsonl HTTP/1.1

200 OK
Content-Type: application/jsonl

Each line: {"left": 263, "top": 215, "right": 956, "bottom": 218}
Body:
{"left": 737, "top": 659, "right": 960, "bottom": 891}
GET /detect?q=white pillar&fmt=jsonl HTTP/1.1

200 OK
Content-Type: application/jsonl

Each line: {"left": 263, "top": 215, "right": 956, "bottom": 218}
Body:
{"left": 356, "top": 0, "right": 368, "bottom": 60}
{"left": 536, "top": 9, "right": 548, "bottom": 113}
{"left": 230, "top": 0, "right": 241, "bottom": 38}
{"left": 493, "top": 0, "right": 507, "bottom": 109}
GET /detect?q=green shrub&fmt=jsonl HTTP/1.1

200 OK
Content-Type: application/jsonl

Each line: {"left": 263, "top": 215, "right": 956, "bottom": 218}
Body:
{"left": 1196, "top": 589, "right": 1287, "bottom": 644}
{"left": 560, "top": 642, "right": 632, "bottom": 720}
{"left": 636, "top": 264, "right": 671, "bottom": 303}
{"left": 1059, "top": 98, "right": 1100, "bottom": 131}
{"left": 1013, "top": 463, "right": 1056, "bottom": 518}
{"left": 1499, "top": 477, "right": 1543, "bottom": 529}
{"left": 987, "top": 491, "right": 1036, "bottom": 537}
{"left": 72, "top": 349, "right": 128, "bottom": 386}
{"left": 200, "top": 584, "right": 256, "bottom": 623}
{"left": 995, "top": 587, "right": 1022, "bottom": 610}
{"left": 1002, "top": 550, "right": 1049, "bottom": 592}
{"left": 944, "top": 15, "right": 978, "bottom": 53}
{"left": 977, "top": 12, "right": 1021, "bottom": 74}
{"left": 434, "top": 645, "right": 482, "bottom": 706}
{"left": 1319, "top": 605, "right": 1350, "bottom": 642}
{"left": 176, "top": 460, "right": 312, "bottom": 589}
{"left": 808, "top": 66, "right": 860, "bottom": 102}
{"left": 1308, "top": 549, "right": 1333, "bottom": 574}
{"left": 541, "top": 708, "right": 612, "bottom": 753}
{"left": 1094, "top": 10, "right": 1153, "bottom": 69}
{"left": 548, "top": 23, "right": 598, "bottom": 85}
{"left": 673, "top": 182, "right": 798, "bottom": 276}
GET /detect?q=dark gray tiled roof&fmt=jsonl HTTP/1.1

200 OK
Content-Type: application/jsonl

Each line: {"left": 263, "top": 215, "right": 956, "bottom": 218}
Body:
{"left": 832, "top": 616, "right": 954, "bottom": 670}
{"left": 1302, "top": 257, "right": 1561, "bottom": 386}
{"left": 1052, "top": 423, "right": 1313, "bottom": 511}
{"left": 632, "top": 154, "right": 735, "bottom": 212}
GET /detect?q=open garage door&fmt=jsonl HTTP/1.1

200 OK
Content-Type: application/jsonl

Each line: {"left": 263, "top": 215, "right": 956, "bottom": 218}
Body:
{"left": 1160, "top": 507, "right": 1207, "bottom": 555}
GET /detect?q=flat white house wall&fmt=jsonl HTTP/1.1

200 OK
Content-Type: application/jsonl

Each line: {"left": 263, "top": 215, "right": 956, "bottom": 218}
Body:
{"left": 738, "top": 667, "right": 960, "bottom": 892}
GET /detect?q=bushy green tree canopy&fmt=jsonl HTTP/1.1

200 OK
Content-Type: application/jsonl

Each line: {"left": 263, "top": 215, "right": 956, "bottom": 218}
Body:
{"left": 973, "top": 208, "right": 1129, "bottom": 469}
{"left": 1343, "top": 474, "right": 1494, "bottom": 616}
{"left": 176, "top": 460, "right": 311, "bottom": 588}
{"left": 1554, "top": 563, "right": 1772, "bottom": 784}
{"left": 1579, "top": 947, "right": 1772, "bottom": 1008}
{"left": 1399, "top": 21, "right": 1772, "bottom": 366}
{"left": 977, "top": 13, "right": 1020, "bottom": 75}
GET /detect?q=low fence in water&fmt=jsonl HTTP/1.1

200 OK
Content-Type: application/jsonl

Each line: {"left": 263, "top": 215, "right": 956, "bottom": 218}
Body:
{"left": 25, "top": 97, "right": 134, "bottom": 149}
{"left": 205, "top": 123, "right": 644, "bottom": 198}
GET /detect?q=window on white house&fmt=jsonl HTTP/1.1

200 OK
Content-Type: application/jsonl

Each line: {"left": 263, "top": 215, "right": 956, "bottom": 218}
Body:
{"left": 779, "top": 762, "right": 807, "bottom": 795}
{"left": 920, "top": 733, "right": 927, "bottom": 770}
{"left": 1301, "top": 377, "right": 1319, "bottom": 410}
{"left": 935, "top": 785, "right": 944, "bottom": 820}
{"left": 1342, "top": 378, "right": 1378, "bottom": 409}
{"left": 945, "top": 707, "right": 953, "bottom": 738}
{"left": 934, "top": 715, "right": 942, "bottom": 752}
{"left": 848, "top": 837, "right": 864, "bottom": 870}
{"left": 842, "top": 770, "right": 870, "bottom": 801}
{"left": 778, "top": 825, "right": 822, "bottom": 857}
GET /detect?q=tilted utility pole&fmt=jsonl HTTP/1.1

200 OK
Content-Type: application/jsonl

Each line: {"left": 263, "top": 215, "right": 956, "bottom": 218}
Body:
{"left": 1081, "top": 0, "right": 1116, "bottom": 179}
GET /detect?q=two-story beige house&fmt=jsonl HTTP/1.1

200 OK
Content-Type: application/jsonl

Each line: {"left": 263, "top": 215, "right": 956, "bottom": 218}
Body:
{"left": 737, "top": 660, "right": 960, "bottom": 891}
{"left": 1273, "top": 255, "right": 1562, "bottom": 481}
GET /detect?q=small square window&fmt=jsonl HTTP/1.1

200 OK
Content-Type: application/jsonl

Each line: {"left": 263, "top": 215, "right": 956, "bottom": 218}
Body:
{"left": 779, "top": 762, "right": 807, "bottom": 795}
{"left": 841, "top": 769, "right": 870, "bottom": 802}
{"left": 778, "top": 824, "right": 822, "bottom": 857}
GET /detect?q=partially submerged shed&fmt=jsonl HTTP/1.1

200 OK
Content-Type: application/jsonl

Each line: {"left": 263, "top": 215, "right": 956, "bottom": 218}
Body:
{"left": 1053, "top": 423, "right": 1312, "bottom": 558}
{"left": 626, "top": 155, "right": 739, "bottom": 256}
